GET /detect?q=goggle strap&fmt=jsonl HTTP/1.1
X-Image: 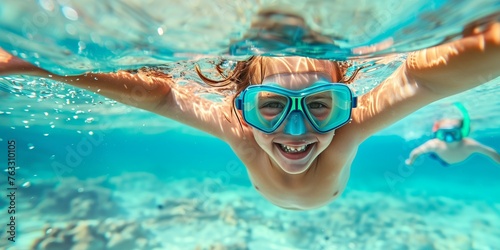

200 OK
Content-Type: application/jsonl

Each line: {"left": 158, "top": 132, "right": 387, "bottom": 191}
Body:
{"left": 352, "top": 96, "right": 358, "bottom": 108}
{"left": 235, "top": 96, "right": 243, "bottom": 110}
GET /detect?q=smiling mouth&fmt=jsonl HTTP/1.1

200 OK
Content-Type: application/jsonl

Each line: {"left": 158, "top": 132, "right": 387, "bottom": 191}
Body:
{"left": 278, "top": 143, "right": 309, "bottom": 153}
{"left": 276, "top": 143, "right": 315, "bottom": 159}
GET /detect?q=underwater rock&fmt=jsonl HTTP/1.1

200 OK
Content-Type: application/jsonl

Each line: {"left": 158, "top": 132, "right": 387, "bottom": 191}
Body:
{"left": 30, "top": 220, "right": 160, "bottom": 250}
{"left": 38, "top": 237, "right": 68, "bottom": 250}
{"left": 14, "top": 178, "right": 57, "bottom": 208}
{"left": 149, "top": 195, "right": 248, "bottom": 229}
{"left": 109, "top": 172, "right": 163, "bottom": 192}
{"left": 219, "top": 206, "right": 238, "bottom": 226}
{"left": 152, "top": 197, "right": 218, "bottom": 223}
{"left": 195, "top": 242, "right": 249, "bottom": 250}
{"left": 35, "top": 177, "right": 120, "bottom": 220}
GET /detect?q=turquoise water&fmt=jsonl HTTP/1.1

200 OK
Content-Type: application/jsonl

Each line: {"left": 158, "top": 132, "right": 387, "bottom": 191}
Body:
{"left": 1, "top": 1, "right": 500, "bottom": 249}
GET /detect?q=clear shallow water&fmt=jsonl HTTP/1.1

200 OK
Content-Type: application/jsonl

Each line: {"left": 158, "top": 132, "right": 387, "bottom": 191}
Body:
{"left": 1, "top": 0, "right": 500, "bottom": 249}
{"left": 1, "top": 0, "right": 500, "bottom": 72}
{"left": 1, "top": 125, "right": 500, "bottom": 249}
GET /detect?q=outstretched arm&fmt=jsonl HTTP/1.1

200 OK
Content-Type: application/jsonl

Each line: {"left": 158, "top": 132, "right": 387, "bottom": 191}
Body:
{"left": 405, "top": 140, "right": 436, "bottom": 165}
{"left": 0, "top": 48, "right": 242, "bottom": 140}
{"left": 469, "top": 140, "right": 500, "bottom": 164}
{"left": 0, "top": 48, "right": 172, "bottom": 112}
{"left": 352, "top": 20, "right": 500, "bottom": 139}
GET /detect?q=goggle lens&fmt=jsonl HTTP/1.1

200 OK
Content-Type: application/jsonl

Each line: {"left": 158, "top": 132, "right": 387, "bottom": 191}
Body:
{"left": 435, "top": 128, "right": 462, "bottom": 141}
{"left": 304, "top": 90, "right": 351, "bottom": 131}
{"left": 238, "top": 83, "right": 355, "bottom": 133}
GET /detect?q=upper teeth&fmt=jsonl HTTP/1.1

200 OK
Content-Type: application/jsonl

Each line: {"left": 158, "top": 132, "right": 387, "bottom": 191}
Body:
{"left": 280, "top": 144, "right": 308, "bottom": 153}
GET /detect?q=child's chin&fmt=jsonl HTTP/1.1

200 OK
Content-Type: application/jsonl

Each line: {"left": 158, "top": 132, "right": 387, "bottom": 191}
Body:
{"left": 279, "top": 163, "right": 311, "bottom": 174}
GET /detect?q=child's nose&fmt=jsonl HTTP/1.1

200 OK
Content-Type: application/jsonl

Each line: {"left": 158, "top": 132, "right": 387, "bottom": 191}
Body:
{"left": 283, "top": 110, "right": 307, "bottom": 135}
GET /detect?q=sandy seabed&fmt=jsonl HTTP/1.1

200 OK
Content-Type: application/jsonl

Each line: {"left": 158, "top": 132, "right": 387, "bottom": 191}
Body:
{"left": 1, "top": 172, "right": 499, "bottom": 250}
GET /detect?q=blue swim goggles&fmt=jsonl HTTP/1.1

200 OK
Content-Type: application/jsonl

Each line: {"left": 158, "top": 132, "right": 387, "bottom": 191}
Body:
{"left": 434, "top": 127, "right": 463, "bottom": 142}
{"left": 235, "top": 81, "right": 357, "bottom": 134}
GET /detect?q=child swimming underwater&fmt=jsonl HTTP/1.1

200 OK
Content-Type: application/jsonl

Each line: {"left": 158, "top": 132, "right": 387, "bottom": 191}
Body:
{"left": 1, "top": 20, "right": 499, "bottom": 210}
{"left": 405, "top": 103, "right": 500, "bottom": 166}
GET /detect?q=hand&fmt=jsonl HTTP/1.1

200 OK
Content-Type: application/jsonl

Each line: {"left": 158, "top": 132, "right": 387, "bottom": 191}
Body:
{"left": 405, "top": 158, "right": 413, "bottom": 166}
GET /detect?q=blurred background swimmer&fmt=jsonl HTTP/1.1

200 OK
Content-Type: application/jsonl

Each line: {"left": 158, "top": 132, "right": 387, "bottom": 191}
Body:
{"left": 406, "top": 103, "right": 500, "bottom": 166}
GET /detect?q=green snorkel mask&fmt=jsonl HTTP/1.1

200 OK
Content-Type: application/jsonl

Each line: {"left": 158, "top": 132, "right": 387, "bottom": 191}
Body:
{"left": 434, "top": 102, "right": 470, "bottom": 142}
{"left": 235, "top": 81, "right": 357, "bottom": 134}
{"left": 434, "top": 127, "right": 463, "bottom": 142}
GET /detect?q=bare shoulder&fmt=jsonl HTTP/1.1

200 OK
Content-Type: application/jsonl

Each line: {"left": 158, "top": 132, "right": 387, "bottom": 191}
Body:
{"left": 462, "top": 138, "right": 490, "bottom": 149}
{"left": 225, "top": 125, "right": 267, "bottom": 168}
{"left": 414, "top": 138, "right": 441, "bottom": 152}
{"left": 462, "top": 138, "right": 481, "bottom": 144}
{"left": 322, "top": 125, "right": 362, "bottom": 165}
{"left": 427, "top": 138, "right": 442, "bottom": 148}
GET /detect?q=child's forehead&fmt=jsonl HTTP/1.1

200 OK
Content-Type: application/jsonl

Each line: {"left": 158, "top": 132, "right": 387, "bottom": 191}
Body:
{"left": 262, "top": 72, "right": 331, "bottom": 90}
{"left": 264, "top": 72, "right": 331, "bottom": 82}
{"left": 438, "top": 119, "right": 461, "bottom": 127}
{"left": 252, "top": 56, "right": 341, "bottom": 84}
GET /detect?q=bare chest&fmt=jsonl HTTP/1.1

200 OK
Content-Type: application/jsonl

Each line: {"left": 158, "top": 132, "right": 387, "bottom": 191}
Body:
{"left": 434, "top": 145, "right": 474, "bottom": 163}
{"left": 243, "top": 153, "right": 352, "bottom": 210}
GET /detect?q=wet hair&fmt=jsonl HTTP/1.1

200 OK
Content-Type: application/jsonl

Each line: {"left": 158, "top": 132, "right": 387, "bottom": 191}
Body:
{"left": 196, "top": 56, "right": 359, "bottom": 92}
{"left": 195, "top": 56, "right": 363, "bottom": 126}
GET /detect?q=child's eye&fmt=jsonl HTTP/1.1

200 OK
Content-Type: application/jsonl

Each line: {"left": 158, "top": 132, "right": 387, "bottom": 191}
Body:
{"left": 307, "top": 102, "right": 328, "bottom": 109}
{"left": 259, "top": 102, "right": 286, "bottom": 117}
{"left": 307, "top": 102, "right": 332, "bottom": 119}
{"left": 261, "top": 102, "right": 285, "bottom": 109}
